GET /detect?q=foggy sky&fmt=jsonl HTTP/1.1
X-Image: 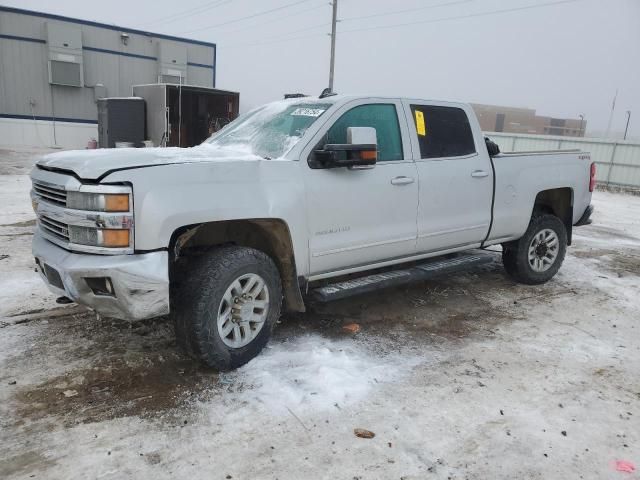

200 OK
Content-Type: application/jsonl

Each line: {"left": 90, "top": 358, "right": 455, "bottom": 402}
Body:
{"left": 5, "top": 0, "right": 640, "bottom": 138}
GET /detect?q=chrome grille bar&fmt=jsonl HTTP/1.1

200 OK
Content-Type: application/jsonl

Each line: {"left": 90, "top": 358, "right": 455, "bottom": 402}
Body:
{"left": 40, "top": 215, "right": 70, "bottom": 240}
{"left": 33, "top": 180, "right": 67, "bottom": 206}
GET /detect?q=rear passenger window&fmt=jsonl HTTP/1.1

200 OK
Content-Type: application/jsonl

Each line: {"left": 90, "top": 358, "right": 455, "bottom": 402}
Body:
{"left": 411, "top": 105, "right": 476, "bottom": 159}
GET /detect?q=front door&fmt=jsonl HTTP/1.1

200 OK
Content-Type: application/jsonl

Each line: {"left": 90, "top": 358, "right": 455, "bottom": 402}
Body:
{"left": 303, "top": 100, "right": 418, "bottom": 276}
{"left": 404, "top": 101, "right": 494, "bottom": 253}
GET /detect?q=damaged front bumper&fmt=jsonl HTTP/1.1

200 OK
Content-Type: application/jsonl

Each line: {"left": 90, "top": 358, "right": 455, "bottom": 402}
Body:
{"left": 32, "top": 231, "right": 169, "bottom": 321}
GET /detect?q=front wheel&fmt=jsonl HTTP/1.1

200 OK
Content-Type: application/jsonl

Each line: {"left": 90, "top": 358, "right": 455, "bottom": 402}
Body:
{"left": 502, "top": 214, "right": 567, "bottom": 285}
{"left": 172, "top": 246, "right": 282, "bottom": 370}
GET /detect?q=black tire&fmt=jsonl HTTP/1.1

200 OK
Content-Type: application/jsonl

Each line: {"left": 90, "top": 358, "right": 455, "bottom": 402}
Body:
{"left": 502, "top": 214, "right": 567, "bottom": 285}
{"left": 172, "top": 246, "right": 282, "bottom": 370}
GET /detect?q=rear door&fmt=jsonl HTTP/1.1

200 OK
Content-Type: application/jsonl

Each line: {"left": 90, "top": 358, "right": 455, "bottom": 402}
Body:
{"left": 302, "top": 99, "right": 418, "bottom": 276}
{"left": 403, "top": 100, "right": 493, "bottom": 253}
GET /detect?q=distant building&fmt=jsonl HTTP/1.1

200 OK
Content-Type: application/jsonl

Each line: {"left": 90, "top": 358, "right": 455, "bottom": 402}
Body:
{"left": 471, "top": 103, "right": 586, "bottom": 137}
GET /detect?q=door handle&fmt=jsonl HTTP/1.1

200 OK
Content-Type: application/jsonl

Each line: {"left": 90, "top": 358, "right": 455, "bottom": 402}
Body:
{"left": 390, "top": 176, "right": 415, "bottom": 186}
{"left": 471, "top": 170, "right": 489, "bottom": 178}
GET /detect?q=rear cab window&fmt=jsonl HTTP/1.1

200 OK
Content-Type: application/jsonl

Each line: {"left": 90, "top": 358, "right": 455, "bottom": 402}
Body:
{"left": 410, "top": 105, "right": 476, "bottom": 159}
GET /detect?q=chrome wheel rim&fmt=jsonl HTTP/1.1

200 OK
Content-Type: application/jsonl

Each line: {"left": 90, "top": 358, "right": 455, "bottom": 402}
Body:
{"left": 217, "top": 273, "right": 269, "bottom": 349}
{"left": 528, "top": 228, "right": 559, "bottom": 273}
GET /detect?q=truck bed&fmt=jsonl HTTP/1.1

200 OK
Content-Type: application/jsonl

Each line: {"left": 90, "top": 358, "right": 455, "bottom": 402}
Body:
{"left": 486, "top": 149, "right": 593, "bottom": 245}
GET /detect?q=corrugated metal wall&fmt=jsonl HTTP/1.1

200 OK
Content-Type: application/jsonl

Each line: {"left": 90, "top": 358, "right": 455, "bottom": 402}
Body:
{"left": 0, "top": 7, "right": 216, "bottom": 124}
{"left": 487, "top": 132, "right": 640, "bottom": 188}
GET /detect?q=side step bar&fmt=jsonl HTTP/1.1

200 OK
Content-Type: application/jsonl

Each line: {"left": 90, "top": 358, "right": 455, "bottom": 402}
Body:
{"left": 311, "top": 251, "right": 496, "bottom": 302}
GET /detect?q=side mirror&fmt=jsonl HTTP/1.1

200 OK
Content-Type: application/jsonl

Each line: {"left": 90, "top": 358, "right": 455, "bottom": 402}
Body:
{"left": 314, "top": 127, "right": 378, "bottom": 169}
{"left": 485, "top": 136, "right": 500, "bottom": 157}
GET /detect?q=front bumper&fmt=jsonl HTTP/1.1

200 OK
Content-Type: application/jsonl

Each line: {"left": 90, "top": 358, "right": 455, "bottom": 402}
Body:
{"left": 32, "top": 231, "right": 169, "bottom": 321}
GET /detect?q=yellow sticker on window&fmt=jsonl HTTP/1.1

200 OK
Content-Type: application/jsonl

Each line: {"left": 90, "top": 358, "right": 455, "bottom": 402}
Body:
{"left": 415, "top": 110, "right": 426, "bottom": 136}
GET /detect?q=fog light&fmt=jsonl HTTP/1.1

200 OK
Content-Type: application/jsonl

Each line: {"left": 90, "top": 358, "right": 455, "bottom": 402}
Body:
{"left": 85, "top": 277, "right": 115, "bottom": 297}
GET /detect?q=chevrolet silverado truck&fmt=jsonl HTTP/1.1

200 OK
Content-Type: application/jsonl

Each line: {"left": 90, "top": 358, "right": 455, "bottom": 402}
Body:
{"left": 31, "top": 94, "right": 595, "bottom": 369}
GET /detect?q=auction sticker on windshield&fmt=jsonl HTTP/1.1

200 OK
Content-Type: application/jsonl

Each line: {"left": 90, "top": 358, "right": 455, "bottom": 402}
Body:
{"left": 291, "top": 107, "right": 326, "bottom": 117}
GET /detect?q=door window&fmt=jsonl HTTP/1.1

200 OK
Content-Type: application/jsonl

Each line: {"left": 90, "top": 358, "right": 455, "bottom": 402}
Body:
{"left": 411, "top": 105, "right": 476, "bottom": 159}
{"left": 326, "top": 104, "right": 403, "bottom": 161}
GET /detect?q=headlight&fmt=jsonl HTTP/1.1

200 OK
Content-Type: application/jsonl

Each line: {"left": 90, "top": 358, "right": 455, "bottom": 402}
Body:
{"left": 66, "top": 188, "right": 133, "bottom": 250}
{"left": 69, "top": 226, "right": 131, "bottom": 248}
{"left": 67, "top": 192, "right": 130, "bottom": 212}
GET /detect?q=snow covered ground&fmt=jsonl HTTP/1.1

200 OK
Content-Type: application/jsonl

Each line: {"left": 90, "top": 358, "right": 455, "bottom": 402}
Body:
{"left": 0, "top": 150, "right": 639, "bottom": 479}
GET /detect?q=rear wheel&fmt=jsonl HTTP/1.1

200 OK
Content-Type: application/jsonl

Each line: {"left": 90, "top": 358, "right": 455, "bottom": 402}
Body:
{"left": 172, "top": 246, "right": 282, "bottom": 370}
{"left": 502, "top": 214, "right": 567, "bottom": 285}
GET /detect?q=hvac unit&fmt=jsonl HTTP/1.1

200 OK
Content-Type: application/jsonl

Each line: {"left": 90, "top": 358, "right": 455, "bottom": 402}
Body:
{"left": 46, "top": 22, "right": 84, "bottom": 87}
{"left": 157, "top": 43, "right": 187, "bottom": 84}
{"left": 97, "top": 97, "right": 146, "bottom": 148}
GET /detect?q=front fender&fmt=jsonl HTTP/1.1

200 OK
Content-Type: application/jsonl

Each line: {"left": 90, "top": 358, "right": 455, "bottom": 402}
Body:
{"left": 103, "top": 160, "right": 310, "bottom": 276}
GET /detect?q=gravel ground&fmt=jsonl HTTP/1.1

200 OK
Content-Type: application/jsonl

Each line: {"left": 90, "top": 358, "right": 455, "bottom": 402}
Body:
{"left": 0, "top": 150, "right": 638, "bottom": 479}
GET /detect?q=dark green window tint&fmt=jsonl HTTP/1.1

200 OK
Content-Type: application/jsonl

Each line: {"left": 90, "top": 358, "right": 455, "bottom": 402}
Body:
{"left": 326, "top": 104, "right": 404, "bottom": 161}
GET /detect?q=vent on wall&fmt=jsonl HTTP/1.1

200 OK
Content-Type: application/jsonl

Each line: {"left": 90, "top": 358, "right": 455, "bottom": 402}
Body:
{"left": 159, "top": 74, "right": 182, "bottom": 85}
{"left": 46, "top": 22, "right": 84, "bottom": 87}
{"left": 50, "top": 60, "right": 82, "bottom": 87}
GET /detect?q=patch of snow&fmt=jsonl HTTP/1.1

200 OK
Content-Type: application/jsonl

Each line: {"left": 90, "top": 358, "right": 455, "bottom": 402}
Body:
{"left": 0, "top": 174, "right": 56, "bottom": 318}
{"left": 0, "top": 270, "right": 53, "bottom": 318}
{"left": 0, "top": 175, "right": 34, "bottom": 225}
{"left": 220, "top": 335, "right": 426, "bottom": 416}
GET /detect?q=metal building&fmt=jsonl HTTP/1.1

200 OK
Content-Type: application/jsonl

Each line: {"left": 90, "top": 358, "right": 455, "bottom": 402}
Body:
{"left": 0, "top": 6, "right": 217, "bottom": 148}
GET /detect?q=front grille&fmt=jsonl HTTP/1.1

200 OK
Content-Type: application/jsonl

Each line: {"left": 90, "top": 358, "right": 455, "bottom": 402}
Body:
{"left": 39, "top": 215, "right": 70, "bottom": 241}
{"left": 33, "top": 180, "right": 67, "bottom": 206}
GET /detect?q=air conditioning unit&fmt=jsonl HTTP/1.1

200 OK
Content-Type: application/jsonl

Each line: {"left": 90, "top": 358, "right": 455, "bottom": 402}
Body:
{"left": 46, "top": 22, "right": 84, "bottom": 87}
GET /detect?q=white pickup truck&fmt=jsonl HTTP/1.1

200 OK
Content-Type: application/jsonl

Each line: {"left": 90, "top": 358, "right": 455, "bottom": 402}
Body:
{"left": 31, "top": 94, "right": 595, "bottom": 369}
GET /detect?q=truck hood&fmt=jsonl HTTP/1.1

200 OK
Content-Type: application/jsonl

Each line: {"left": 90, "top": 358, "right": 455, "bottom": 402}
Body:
{"left": 36, "top": 144, "right": 264, "bottom": 180}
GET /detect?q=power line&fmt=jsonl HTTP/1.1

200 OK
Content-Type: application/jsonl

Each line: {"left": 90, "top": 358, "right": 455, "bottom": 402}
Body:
{"left": 221, "top": 0, "right": 471, "bottom": 42}
{"left": 224, "top": 31, "right": 327, "bottom": 49}
{"left": 221, "top": 1, "right": 328, "bottom": 35}
{"left": 249, "top": 20, "right": 328, "bottom": 39}
{"left": 223, "top": 0, "right": 585, "bottom": 48}
{"left": 139, "top": 0, "right": 232, "bottom": 28}
{"left": 339, "top": 0, "right": 585, "bottom": 35}
{"left": 340, "top": 0, "right": 473, "bottom": 23}
{"left": 177, "top": 0, "right": 316, "bottom": 35}
{"left": 234, "top": 0, "right": 474, "bottom": 40}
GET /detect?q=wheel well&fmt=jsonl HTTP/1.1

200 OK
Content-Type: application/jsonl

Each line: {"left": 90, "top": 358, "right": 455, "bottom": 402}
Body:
{"left": 169, "top": 219, "right": 305, "bottom": 312}
{"left": 533, "top": 188, "right": 574, "bottom": 245}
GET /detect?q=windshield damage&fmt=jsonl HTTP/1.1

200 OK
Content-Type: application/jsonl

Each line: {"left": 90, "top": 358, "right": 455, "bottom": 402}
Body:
{"left": 206, "top": 100, "right": 332, "bottom": 159}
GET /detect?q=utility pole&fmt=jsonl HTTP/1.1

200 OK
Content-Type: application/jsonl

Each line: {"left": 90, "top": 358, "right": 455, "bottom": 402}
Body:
{"left": 624, "top": 110, "right": 631, "bottom": 140}
{"left": 605, "top": 88, "right": 618, "bottom": 138}
{"left": 328, "top": 0, "right": 338, "bottom": 92}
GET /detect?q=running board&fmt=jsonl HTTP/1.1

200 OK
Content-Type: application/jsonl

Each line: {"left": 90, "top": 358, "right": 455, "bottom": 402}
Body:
{"left": 311, "top": 251, "right": 496, "bottom": 302}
